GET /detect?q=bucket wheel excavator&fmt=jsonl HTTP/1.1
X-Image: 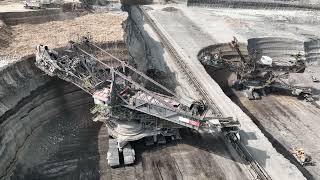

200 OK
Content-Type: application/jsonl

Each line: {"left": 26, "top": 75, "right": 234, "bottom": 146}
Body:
{"left": 199, "top": 37, "right": 316, "bottom": 101}
{"left": 35, "top": 37, "right": 240, "bottom": 167}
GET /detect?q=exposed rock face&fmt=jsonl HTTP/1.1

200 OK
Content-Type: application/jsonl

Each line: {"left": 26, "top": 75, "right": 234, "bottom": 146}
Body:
{"left": 0, "top": 57, "right": 49, "bottom": 117}
{"left": 0, "top": 57, "right": 47, "bottom": 178}
{"left": 0, "top": 57, "right": 104, "bottom": 179}
{"left": 124, "top": 7, "right": 180, "bottom": 95}
{"left": 0, "top": 19, "right": 11, "bottom": 50}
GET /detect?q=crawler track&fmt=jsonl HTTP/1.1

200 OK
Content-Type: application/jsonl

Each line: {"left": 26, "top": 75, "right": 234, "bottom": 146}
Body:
{"left": 139, "top": 6, "right": 272, "bottom": 180}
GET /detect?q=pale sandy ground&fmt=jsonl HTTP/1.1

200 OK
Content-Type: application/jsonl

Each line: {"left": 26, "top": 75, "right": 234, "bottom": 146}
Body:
{"left": 0, "top": 3, "right": 33, "bottom": 12}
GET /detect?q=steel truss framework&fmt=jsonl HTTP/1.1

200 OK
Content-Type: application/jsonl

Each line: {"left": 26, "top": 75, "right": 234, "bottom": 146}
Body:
{"left": 35, "top": 38, "right": 240, "bottom": 135}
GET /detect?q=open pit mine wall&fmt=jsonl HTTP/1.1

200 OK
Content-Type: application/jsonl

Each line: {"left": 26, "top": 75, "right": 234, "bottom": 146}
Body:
{"left": 0, "top": 9, "right": 80, "bottom": 26}
{"left": 304, "top": 40, "right": 320, "bottom": 66}
{"left": 0, "top": 57, "right": 93, "bottom": 179}
{"left": 123, "top": 6, "right": 178, "bottom": 94}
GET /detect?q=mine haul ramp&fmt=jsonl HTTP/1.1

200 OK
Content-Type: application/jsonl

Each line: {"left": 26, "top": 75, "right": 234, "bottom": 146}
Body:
{"left": 35, "top": 38, "right": 239, "bottom": 167}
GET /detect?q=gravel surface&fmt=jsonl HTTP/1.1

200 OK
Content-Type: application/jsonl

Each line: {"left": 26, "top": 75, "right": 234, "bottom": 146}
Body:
{"left": 0, "top": 12, "right": 127, "bottom": 57}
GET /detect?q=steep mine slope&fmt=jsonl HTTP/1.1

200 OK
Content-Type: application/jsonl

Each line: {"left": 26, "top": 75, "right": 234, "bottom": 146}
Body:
{"left": 0, "top": 57, "right": 96, "bottom": 179}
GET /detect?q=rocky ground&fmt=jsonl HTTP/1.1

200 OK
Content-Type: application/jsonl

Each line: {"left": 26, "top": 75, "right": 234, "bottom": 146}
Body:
{"left": 0, "top": 12, "right": 127, "bottom": 57}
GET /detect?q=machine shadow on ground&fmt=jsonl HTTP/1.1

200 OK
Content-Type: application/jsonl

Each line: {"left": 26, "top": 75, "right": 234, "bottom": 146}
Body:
{"left": 131, "top": 128, "right": 244, "bottom": 165}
